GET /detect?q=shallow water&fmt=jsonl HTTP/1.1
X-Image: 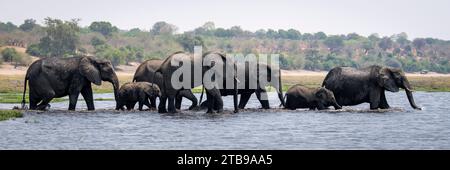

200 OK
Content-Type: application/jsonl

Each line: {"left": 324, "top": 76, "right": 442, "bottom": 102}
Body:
{"left": 0, "top": 92, "right": 449, "bottom": 149}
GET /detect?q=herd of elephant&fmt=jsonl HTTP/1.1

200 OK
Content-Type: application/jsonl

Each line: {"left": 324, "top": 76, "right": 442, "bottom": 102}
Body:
{"left": 20, "top": 51, "right": 421, "bottom": 114}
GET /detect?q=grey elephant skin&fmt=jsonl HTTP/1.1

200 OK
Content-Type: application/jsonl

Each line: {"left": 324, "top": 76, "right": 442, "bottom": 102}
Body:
{"left": 116, "top": 82, "right": 161, "bottom": 111}
{"left": 133, "top": 59, "right": 198, "bottom": 110}
{"left": 156, "top": 51, "right": 238, "bottom": 113}
{"left": 200, "top": 62, "right": 285, "bottom": 109}
{"left": 21, "top": 56, "right": 119, "bottom": 110}
{"left": 284, "top": 84, "right": 341, "bottom": 110}
{"left": 322, "top": 65, "right": 421, "bottom": 110}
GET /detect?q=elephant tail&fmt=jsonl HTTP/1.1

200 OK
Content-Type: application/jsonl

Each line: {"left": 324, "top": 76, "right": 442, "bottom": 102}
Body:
{"left": 21, "top": 76, "right": 28, "bottom": 109}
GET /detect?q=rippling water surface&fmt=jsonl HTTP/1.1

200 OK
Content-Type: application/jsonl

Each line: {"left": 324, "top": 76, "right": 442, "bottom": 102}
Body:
{"left": 0, "top": 92, "right": 449, "bottom": 149}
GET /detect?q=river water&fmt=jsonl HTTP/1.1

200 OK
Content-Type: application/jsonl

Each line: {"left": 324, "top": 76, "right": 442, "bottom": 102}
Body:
{"left": 0, "top": 92, "right": 449, "bottom": 149}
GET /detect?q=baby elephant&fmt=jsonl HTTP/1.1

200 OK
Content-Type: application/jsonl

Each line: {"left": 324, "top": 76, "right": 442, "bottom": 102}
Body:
{"left": 284, "top": 84, "right": 342, "bottom": 110}
{"left": 116, "top": 82, "right": 161, "bottom": 111}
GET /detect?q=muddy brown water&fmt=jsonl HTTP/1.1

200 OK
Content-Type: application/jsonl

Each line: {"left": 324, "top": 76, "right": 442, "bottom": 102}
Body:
{"left": 0, "top": 92, "right": 449, "bottom": 149}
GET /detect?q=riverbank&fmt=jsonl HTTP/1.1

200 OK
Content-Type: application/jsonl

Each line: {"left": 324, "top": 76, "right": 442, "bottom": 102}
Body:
{"left": 0, "top": 110, "right": 23, "bottom": 121}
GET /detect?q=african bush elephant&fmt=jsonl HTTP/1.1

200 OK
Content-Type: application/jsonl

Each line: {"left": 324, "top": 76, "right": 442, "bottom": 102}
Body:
{"left": 322, "top": 65, "right": 421, "bottom": 110}
{"left": 284, "top": 84, "right": 341, "bottom": 110}
{"left": 199, "top": 62, "right": 285, "bottom": 109}
{"left": 156, "top": 51, "right": 238, "bottom": 113}
{"left": 21, "top": 56, "right": 119, "bottom": 110}
{"left": 133, "top": 59, "right": 198, "bottom": 110}
{"left": 116, "top": 82, "right": 161, "bottom": 111}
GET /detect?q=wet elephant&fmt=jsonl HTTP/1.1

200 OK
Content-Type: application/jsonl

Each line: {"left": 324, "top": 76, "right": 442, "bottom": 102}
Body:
{"left": 284, "top": 84, "right": 341, "bottom": 110}
{"left": 21, "top": 56, "right": 119, "bottom": 111}
{"left": 116, "top": 82, "right": 161, "bottom": 111}
{"left": 322, "top": 65, "right": 421, "bottom": 110}
{"left": 155, "top": 51, "right": 238, "bottom": 113}
{"left": 133, "top": 59, "right": 198, "bottom": 110}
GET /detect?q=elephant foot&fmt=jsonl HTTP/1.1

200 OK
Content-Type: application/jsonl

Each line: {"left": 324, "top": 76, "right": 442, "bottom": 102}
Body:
{"left": 158, "top": 109, "right": 168, "bottom": 113}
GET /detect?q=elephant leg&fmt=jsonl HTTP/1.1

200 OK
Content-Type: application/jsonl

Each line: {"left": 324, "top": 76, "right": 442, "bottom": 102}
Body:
{"left": 81, "top": 85, "right": 95, "bottom": 110}
{"left": 143, "top": 97, "right": 153, "bottom": 110}
{"left": 175, "top": 94, "right": 182, "bottom": 110}
{"left": 180, "top": 90, "right": 198, "bottom": 110}
{"left": 239, "top": 93, "right": 252, "bottom": 109}
{"left": 379, "top": 91, "right": 390, "bottom": 109}
{"left": 29, "top": 92, "right": 40, "bottom": 110}
{"left": 68, "top": 93, "right": 80, "bottom": 111}
{"left": 138, "top": 101, "right": 144, "bottom": 111}
{"left": 138, "top": 92, "right": 147, "bottom": 111}
{"left": 256, "top": 90, "right": 270, "bottom": 109}
{"left": 149, "top": 96, "right": 157, "bottom": 109}
{"left": 207, "top": 88, "right": 223, "bottom": 113}
{"left": 36, "top": 91, "right": 55, "bottom": 111}
{"left": 158, "top": 95, "right": 168, "bottom": 113}
{"left": 167, "top": 95, "right": 177, "bottom": 113}
{"left": 369, "top": 90, "right": 381, "bottom": 110}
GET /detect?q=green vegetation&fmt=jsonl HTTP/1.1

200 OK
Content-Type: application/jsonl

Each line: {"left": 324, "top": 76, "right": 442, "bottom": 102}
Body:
{"left": 0, "top": 47, "right": 32, "bottom": 66}
{"left": 0, "top": 110, "right": 23, "bottom": 121}
{"left": 1, "top": 18, "right": 449, "bottom": 73}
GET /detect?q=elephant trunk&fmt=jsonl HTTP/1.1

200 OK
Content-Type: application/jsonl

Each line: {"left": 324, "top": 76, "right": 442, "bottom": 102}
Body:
{"left": 405, "top": 89, "right": 421, "bottom": 110}
{"left": 111, "top": 74, "right": 119, "bottom": 102}
{"left": 402, "top": 79, "right": 421, "bottom": 110}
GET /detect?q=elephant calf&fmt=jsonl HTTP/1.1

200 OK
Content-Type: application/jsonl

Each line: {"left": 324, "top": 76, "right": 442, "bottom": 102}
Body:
{"left": 284, "top": 84, "right": 342, "bottom": 110}
{"left": 116, "top": 82, "right": 161, "bottom": 111}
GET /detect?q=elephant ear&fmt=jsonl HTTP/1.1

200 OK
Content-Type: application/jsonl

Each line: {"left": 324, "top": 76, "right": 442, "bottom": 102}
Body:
{"left": 79, "top": 57, "right": 102, "bottom": 85}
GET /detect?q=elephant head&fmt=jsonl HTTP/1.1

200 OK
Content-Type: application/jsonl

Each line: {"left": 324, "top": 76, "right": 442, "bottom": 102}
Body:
{"left": 145, "top": 83, "right": 162, "bottom": 98}
{"left": 79, "top": 57, "right": 120, "bottom": 101}
{"left": 316, "top": 87, "right": 342, "bottom": 109}
{"left": 377, "top": 67, "right": 421, "bottom": 110}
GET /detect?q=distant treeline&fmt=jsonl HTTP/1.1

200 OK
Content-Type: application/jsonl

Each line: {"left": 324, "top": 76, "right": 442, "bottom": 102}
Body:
{"left": 1, "top": 18, "right": 450, "bottom": 73}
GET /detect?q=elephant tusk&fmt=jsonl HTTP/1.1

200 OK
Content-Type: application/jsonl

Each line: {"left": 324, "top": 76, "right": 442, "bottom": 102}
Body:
{"left": 234, "top": 77, "right": 241, "bottom": 83}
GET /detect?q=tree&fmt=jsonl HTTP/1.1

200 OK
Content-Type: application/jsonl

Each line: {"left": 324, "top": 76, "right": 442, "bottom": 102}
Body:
{"left": 151, "top": 21, "right": 177, "bottom": 35}
{"left": 324, "top": 35, "right": 344, "bottom": 52}
{"left": 1, "top": 48, "right": 18, "bottom": 62}
{"left": 314, "top": 32, "right": 327, "bottom": 40}
{"left": 26, "top": 44, "right": 43, "bottom": 56}
{"left": 392, "top": 32, "right": 409, "bottom": 46}
{"left": 346, "top": 33, "right": 361, "bottom": 40}
{"left": 177, "top": 34, "right": 205, "bottom": 52}
{"left": 378, "top": 37, "right": 393, "bottom": 51}
{"left": 286, "top": 29, "right": 301, "bottom": 40}
{"left": 19, "top": 19, "right": 37, "bottom": 31}
{"left": 37, "top": 18, "right": 81, "bottom": 57}
{"left": 89, "top": 21, "right": 118, "bottom": 37}
{"left": 0, "top": 22, "right": 18, "bottom": 32}
{"left": 368, "top": 33, "right": 380, "bottom": 41}
{"left": 90, "top": 36, "right": 106, "bottom": 47}
{"left": 413, "top": 38, "right": 427, "bottom": 50}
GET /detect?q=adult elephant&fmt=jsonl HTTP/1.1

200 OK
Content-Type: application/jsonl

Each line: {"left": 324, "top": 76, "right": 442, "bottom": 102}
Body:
{"left": 199, "top": 62, "right": 285, "bottom": 109}
{"left": 322, "top": 65, "right": 421, "bottom": 110}
{"left": 156, "top": 51, "right": 238, "bottom": 113}
{"left": 21, "top": 56, "right": 119, "bottom": 111}
{"left": 133, "top": 59, "right": 198, "bottom": 110}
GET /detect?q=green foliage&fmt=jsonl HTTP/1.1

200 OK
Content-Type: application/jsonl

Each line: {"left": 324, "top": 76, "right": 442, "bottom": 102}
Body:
{"left": 1, "top": 48, "right": 18, "bottom": 62}
{"left": 37, "top": 18, "right": 81, "bottom": 57}
{"left": 26, "top": 44, "right": 42, "bottom": 56}
{"left": 19, "top": 19, "right": 37, "bottom": 32}
{"left": 176, "top": 34, "right": 205, "bottom": 52}
{"left": 151, "top": 21, "right": 177, "bottom": 35}
{"left": 89, "top": 21, "right": 118, "bottom": 37}
{"left": 0, "top": 22, "right": 18, "bottom": 32}
{"left": 324, "top": 35, "right": 344, "bottom": 52}
{"left": 0, "top": 110, "right": 23, "bottom": 121}
{"left": 1, "top": 48, "right": 32, "bottom": 66}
